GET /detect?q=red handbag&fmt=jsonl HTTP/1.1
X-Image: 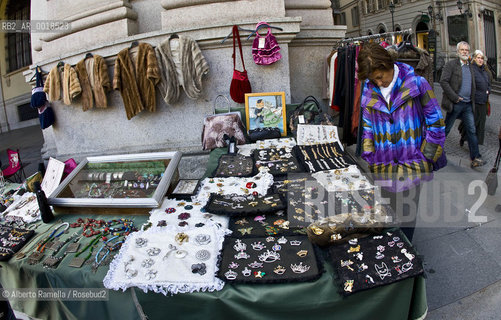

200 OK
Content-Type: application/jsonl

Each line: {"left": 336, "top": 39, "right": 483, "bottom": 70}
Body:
{"left": 230, "top": 25, "right": 251, "bottom": 103}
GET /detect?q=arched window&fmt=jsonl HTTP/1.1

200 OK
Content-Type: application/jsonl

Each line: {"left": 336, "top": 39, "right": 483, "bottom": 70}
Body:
{"left": 6, "top": 0, "right": 31, "bottom": 72}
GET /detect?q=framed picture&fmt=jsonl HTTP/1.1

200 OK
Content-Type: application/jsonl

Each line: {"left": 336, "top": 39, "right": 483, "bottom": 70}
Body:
{"left": 245, "top": 92, "right": 287, "bottom": 136}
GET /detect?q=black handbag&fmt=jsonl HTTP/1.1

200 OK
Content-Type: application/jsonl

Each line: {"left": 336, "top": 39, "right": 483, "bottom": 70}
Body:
{"left": 248, "top": 127, "right": 281, "bottom": 142}
{"left": 485, "top": 142, "right": 501, "bottom": 196}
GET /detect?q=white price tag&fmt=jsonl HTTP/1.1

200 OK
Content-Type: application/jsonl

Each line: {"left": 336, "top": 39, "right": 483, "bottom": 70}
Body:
{"left": 298, "top": 115, "right": 305, "bottom": 124}
{"left": 258, "top": 37, "right": 265, "bottom": 49}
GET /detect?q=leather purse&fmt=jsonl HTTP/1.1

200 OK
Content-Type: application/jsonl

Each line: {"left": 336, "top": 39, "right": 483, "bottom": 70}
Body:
{"left": 289, "top": 96, "right": 325, "bottom": 134}
{"left": 201, "top": 95, "right": 247, "bottom": 150}
{"left": 229, "top": 25, "right": 252, "bottom": 103}
{"left": 248, "top": 127, "right": 281, "bottom": 142}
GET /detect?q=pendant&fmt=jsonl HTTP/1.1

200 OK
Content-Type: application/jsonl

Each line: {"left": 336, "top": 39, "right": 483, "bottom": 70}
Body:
{"left": 68, "top": 257, "right": 86, "bottom": 268}
{"left": 27, "top": 252, "right": 44, "bottom": 265}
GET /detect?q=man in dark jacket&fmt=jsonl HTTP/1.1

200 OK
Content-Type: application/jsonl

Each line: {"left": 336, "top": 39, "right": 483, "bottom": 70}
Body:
{"left": 440, "top": 41, "right": 484, "bottom": 168}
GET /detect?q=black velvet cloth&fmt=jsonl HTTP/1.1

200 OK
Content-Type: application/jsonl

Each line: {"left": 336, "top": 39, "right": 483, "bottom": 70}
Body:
{"left": 252, "top": 147, "right": 304, "bottom": 176}
{"left": 218, "top": 235, "right": 322, "bottom": 283}
{"left": 329, "top": 230, "right": 424, "bottom": 295}
{"left": 293, "top": 143, "right": 356, "bottom": 173}
{"left": 0, "top": 224, "right": 35, "bottom": 261}
{"left": 204, "top": 193, "right": 286, "bottom": 217}
{"left": 212, "top": 154, "right": 256, "bottom": 178}
{"left": 229, "top": 211, "right": 306, "bottom": 238}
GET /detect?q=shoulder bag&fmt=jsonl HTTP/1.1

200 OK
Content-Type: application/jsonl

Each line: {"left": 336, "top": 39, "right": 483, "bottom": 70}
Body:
{"left": 229, "top": 25, "right": 252, "bottom": 103}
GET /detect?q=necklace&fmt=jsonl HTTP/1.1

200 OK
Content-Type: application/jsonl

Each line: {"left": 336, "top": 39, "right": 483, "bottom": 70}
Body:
{"left": 68, "top": 233, "right": 102, "bottom": 268}
{"left": 27, "top": 222, "right": 69, "bottom": 265}
{"left": 42, "top": 233, "right": 78, "bottom": 269}
{"left": 92, "top": 235, "right": 124, "bottom": 271}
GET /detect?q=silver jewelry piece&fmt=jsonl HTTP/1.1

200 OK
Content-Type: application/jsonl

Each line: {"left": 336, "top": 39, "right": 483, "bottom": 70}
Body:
{"left": 135, "top": 238, "right": 148, "bottom": 248}
{"left": 195, "top": 249, "right": 210, "bottom": 261}
{"left": 141, "top": 258, "right": 155, "bottom": 268}
{"left": 147, "top": 247, "right": 161, "bottom": 256}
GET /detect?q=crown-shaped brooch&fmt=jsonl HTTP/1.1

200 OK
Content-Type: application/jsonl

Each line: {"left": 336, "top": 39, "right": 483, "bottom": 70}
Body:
{"left": 273, "top": 265, "right": 286, "bottom": 275}
{"left": 224, "top": 270, "right": 237, "bottom": 280}
{"left": 266, "top": 236, "right": 275, "bottom": 243}
{"left": 290, "top": 262, "right": 310, "bottom": 274}
{"left": 289, "top": 240, "right": 302, "bottom": 246}
{"left": 251, "top": 241, "right": 265, "bottom": 251}
{"left": 233, "top": 239, "right": 247, "bottom": 252}
{"left": 277, "top": 236, "right": 288, "bottom": 244}
{"left": 258, "top": 250, "right": 280, "bottom": 263}
{"left": 228, "top": 262, "right": 239, "bottom": 269}
{"left": 272, "top": 244, "right": 281, "bottom": 251}
{"left": 248, "top": 261, "right": 264, "bottom": 269}
{"left": 234, "top": 251, "right": 250, "bottom": 260}
{"left": 241, "top": 267, "right": 252, "bottom": 277}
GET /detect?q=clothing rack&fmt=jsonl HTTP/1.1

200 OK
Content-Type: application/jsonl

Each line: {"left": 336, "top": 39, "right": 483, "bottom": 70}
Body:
{"left": 335, "top": 28, "right": 413, "bottom": 47}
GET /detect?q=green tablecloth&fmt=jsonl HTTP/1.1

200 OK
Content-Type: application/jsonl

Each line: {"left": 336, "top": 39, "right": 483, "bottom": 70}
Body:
{"left": 0, "top": 150, "right": 428, "bottom": 320}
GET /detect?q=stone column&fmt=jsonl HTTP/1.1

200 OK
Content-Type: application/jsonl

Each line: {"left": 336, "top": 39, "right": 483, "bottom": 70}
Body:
{"left": 32, "top": 0, "right": 138, "bottom": 61}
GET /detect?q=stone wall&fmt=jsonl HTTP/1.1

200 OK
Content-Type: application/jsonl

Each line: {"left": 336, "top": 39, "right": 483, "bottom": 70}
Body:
{"left": 28, "top": 0, "right": 345, "bottom": 161}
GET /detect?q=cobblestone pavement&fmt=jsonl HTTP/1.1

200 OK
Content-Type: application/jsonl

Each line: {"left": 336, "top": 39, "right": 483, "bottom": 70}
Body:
{"left": 433, "top": 83, "right": 501, "bottom": 171}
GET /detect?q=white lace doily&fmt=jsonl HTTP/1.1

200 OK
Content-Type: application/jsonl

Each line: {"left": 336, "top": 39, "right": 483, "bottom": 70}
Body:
{"left": 103, "top": 224, "right": 231, "bottom": 295}
{"left": 237, "top": 138, "right": 296, "bottom": 157}
{"left": 193, "top": 169, "right": 274, "bottom": 206}
{"left": 312, "top": 165, "right": 374, "bottom": 192}
{"left": 2, "top": 192, "right": 41, "bottom": 224}
{"left": 296, "top": 124, "right": 343, "bottom": 150}
{"left": 147, "top": 198, "right": 229, "bottom": 230}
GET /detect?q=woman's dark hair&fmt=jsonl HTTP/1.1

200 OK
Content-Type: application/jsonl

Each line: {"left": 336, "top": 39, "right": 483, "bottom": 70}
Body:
{"left": 357, "top": 42, "right": 395, "bottom": 81}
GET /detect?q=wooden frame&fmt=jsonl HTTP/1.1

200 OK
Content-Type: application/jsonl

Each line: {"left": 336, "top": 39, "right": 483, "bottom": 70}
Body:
{"left": 48, "top": 151, "right": 181, "bottom": 209}
{"left": 244, "top": 92, "right": 287, "bottom": 136}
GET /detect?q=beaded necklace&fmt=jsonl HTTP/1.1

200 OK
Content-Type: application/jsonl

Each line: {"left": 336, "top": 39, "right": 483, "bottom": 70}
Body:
{"left": 27, "top": 222, "right": 69, "bottom": 265}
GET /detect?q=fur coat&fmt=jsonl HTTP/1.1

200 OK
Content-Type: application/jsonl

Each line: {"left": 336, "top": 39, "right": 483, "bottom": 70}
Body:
{"left": 43, "top": 65, "right": 61, "bottom": 102}
{"left": 155, "top": 35, "right": 209, "bottom": 104}
{"left": 62, "top": 64, "right": 82, "bottom": 105}
{"left": 75, "top": 55, "right": 111, "bottom": 111}
{"left": 113, "top": 43, "right": 160, "bottom": 120}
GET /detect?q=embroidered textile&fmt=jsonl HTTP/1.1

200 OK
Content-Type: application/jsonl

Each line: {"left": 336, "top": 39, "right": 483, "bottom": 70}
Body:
{"left": 218, "top": 235, "right": 321, "bottom": 283}
{"left": 0, "top": 224, "right": 35, "bottom": 261}
{"left": 204, "top": 193, "right": 285, "bottom": 218}
{"left": 294, "top": 142, "right": 356, "bottom": 173}
{"left": 104, "top": 224, "right": 229, "bottom": 295}
{"left": 193, "top": 169, "right": 274, "bottom": 206}
{"left": 329, "top": 230, "right": 423, "bottom": 295}
{"left": 237, "top": 138, "right": 296, "bottom": 157}
{"left": 147, "top": 198, "right": 229, "bottom": 230}
{"left": 296, "top": 124, "right": 343, "bottom": 147}
{"left": 253, "top": 147, "right": 304, "bottom": 176}
{"left": 212, "top": 154, "right": 255, "bottom": 178}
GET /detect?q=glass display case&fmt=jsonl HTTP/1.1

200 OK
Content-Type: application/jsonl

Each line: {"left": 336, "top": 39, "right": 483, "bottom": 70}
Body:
{"left": 48, "top": 152, "right": 181, "bottom": 210}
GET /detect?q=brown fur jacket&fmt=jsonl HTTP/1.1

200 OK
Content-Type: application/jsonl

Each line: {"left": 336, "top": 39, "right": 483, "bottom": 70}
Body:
{"left": 43, "top": 65, "right": 61, "bottom": 102}
{"left": 62, "top": 64, "right": 82, "bottom": 105}
{"left": 387, "top": 46, "right": 433, "bottom": 84}
{"left": 113, "top": 43, "right": 160, "bottom": 120}
{"left": 75, "top": 55, "right": 111, "bottom": 111}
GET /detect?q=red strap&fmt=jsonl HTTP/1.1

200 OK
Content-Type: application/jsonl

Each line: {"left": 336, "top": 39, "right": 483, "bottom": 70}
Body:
{"left": 232, "top": 25, "right": 246, "bottom": 71}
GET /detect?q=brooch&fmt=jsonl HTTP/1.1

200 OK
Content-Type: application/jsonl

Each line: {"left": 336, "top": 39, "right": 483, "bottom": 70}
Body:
{"left": 175, "top": 233, "right": 189, "bottom": 245}
{"left": 195, "top": 234, "right": 211, "bottom": 246}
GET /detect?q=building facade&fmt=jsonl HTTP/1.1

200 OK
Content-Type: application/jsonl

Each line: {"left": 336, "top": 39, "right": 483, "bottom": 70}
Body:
{"left": 11, "top": 0, "right": 347, "bottom": 160}
{"left": 337, "top": 0, "right": 500, "bottom": 80}
{"left": 0, "top": 0, "right": 39, "bottom": 133}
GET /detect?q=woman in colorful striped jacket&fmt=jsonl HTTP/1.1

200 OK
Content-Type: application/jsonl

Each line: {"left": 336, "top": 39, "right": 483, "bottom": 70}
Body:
{"left": 358, "top": 43, "right": 445, "bottom": 241}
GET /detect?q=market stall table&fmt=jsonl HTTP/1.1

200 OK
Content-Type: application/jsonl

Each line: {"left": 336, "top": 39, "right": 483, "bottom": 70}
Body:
{"left": 0, "top": 149, "right": 428, "bottom": 319}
